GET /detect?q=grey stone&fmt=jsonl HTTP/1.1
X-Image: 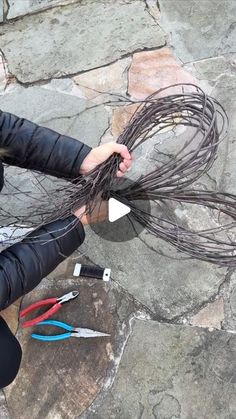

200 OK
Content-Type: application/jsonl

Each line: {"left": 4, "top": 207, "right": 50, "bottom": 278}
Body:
{"left": 159, "top": 0, "right": 236, "bottom": 63}
{"left": 185, "top": 55, "right": 236, "bottom": 93}
{"left": 0, "top": 0, "right": 166, "bottom": 83}
{"left": 223, "top": 272, "right": 236, "bottom": 332}
{"left": 0, "top": 391, "right": 10, "bottom": 419}
{"left": 0, "top": 166, "right": 62, "bottom": 226}
{"left": 0, "top": 84, "right": 109, "bottom": 146}
{"left": 227, "top": 291, "right": 236, "bottom": 331}
{"left": 201, "top": 74, "right": 236, "bottom": 194}
{"left": 185, "top": 56, "right": 236, "bottom": 193}
{"left": 184, "top": 56, "right": 236, "bottom": 191}
{"left": 0, "top": 0, "right": 3, "bottom": 22}
{"left": 79, "top": 227, "right": 224, "bottom": 319}
{"left": 84, "top": 320, "right": 236, "bottom": 419}
{"left": 230, "top": 286, "right": 236, "bottom": 319}
{"left": 211, "top": 74, "right": 236, "bottom": 194}
{"left": 7, "top": 0, "right": 76, "bottom": 19}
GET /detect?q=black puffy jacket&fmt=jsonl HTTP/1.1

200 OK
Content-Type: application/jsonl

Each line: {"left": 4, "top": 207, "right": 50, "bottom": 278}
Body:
{"left": 0, "top": 110, "right": 91, "bottom": 310}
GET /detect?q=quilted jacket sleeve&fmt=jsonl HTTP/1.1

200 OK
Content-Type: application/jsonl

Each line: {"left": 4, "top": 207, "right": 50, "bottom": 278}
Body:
{"left": 0, "top": 216, "right": 84, "bottom": 310}
{"left": 0, "top": 110, "right": 91, "bottom": 311}
{"left": 0, "top": 110, "right": 91, "bottom": 179}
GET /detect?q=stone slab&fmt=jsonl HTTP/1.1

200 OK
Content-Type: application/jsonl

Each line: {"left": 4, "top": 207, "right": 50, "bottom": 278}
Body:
{"left": 185, "top": 55, "right": 236, "bottom": 94}
{"left": 111, "top": 103, "right": 139, "bottom": 138}
{"left": 185, "top": 56, "right": 236, "bottom": 193}
{"left": 79, "top": 228, "right": 224, "bottom": 320}
{"left": 145, "top": 0, "right": 160, "bottom": 22}
{"left": 184, "top": 57, "right": 236, "bottom": 194}
{"left": 4, "top": 278, "right": 145, "bottom": 419}
{"left": 159, "top": 0, "right": 236, "bottom": 63}
{"left": 0, "top": 392, "right": 10, "bottom": 419}
{"left": 186, "top": 60, "right": 236, "bottom": 194}
{"left": 0, "top": 84, "right": 109, "bottom": 146}
{"left": 0, "top": 0, "right": 3, "bottom": 22}
{"left": 84, "top": 320, "right": 236, "bottom": 419}
{"left": 211, "top": 74, "right": 236, "bottom": 194}
{"left": 0, "top": 53, "right": 7, "bottom": 93}
{"left": 0, "top": 0, "right": 166, "bottom": 83}
{"left": 7, "top": 0, "right": 76, "bottom": 19}
{"left": 128, "top": 47, "right": 196, "bottom": 100}
{"left": 229, "top": 286, "right": 236, "bottom": 324}
{"left": 223, "top": 272, "right": 236, "bottom": 332}
{"left": 73, "top": 57, "right": 131, "bottom": 104}
{"left": 190, "top": 298, "right": 224, "bottom": 330}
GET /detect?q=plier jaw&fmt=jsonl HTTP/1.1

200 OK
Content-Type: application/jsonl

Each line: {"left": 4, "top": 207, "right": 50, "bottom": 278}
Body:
{"left": 72, "top": 328, "right": 110, "bottom": 338}
{"left": 58, "top": 291, "right": 79, "bottom": 304}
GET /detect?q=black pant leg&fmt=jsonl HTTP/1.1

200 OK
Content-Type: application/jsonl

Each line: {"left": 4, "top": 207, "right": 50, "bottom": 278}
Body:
{"left": 0, "top": 316, "right": 22, "bottom": 389}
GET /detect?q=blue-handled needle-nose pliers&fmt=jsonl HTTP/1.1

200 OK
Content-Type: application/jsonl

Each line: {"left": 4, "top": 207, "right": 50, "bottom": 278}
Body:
{"left": 31, "top": 320, "right": 110, "bottom": 342}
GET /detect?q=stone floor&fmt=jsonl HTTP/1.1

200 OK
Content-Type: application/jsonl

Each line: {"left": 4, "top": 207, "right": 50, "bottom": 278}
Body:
{"left": 0, "top": 0, "right": 236, "bottom": 418}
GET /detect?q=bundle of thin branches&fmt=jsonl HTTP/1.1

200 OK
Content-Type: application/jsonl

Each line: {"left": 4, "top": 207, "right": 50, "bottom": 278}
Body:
{"left": 2, "top": 83, "right": 236, "bottom": 267}
{"left": 31, "top": 84, "right": 226, "bottom": 219}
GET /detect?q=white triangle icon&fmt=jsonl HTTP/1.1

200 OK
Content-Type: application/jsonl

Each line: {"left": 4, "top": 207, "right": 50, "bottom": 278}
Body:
{"left": 108, "top": 198, "right": 131, "bottom": 222}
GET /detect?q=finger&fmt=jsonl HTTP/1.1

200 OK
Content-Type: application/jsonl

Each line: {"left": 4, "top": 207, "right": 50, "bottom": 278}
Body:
{"left": 119, "top": 162, "right": 127, "bottom": 173}
{"left": 117, "top": 170, "right": 124, "bottom": 177}
{"left": 123, "top": 158, "right": 132, "bottom": 170}
{"left": 112, "top": 144, "right": 131, "bottom": 160}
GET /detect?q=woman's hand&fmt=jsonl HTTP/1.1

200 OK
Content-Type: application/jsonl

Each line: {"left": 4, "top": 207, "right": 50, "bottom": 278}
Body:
{"left": 79, "top": 142, "right": 132, "bottom": 177}
{"left": 73, "top": 200, "right": 108, "bottom": 225}
{"left": 75, "top": 143, "right": 132, "bottom": 224}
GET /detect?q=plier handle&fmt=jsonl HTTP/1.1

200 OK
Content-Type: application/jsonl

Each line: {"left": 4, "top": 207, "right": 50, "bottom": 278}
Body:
{"left": 20, "top": 291, "right": 79, "bottom": 328}
{"left": 31, "top": 320, "right": 110, "bottom": 341}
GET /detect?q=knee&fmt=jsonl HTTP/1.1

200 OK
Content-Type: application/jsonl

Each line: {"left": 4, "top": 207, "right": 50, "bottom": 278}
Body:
{"left": 0, "top": 317, "right": 22, "bottom": 389}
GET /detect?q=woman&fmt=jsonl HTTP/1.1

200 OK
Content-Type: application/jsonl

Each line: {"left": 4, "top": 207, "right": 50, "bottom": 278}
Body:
{"left": 0, "top": 109, "right": 132, "bottom": 388}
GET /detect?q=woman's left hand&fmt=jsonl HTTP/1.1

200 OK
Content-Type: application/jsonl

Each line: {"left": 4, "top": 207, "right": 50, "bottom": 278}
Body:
{"left": 79, "top": 142, "right": 132, "bottom": 177}
{"left": 73, "top": 199, "right": 108, "bottom": 225}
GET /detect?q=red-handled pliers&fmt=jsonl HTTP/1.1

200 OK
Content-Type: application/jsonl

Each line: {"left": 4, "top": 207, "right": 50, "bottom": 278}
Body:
{"left": 20, "top": 290, "right": 79, "bottom": 328}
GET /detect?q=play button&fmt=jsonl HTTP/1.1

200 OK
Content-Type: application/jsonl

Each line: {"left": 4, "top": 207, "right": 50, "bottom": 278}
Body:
{"left": 90, "top": 177, "right": 151, "bottom": 243}
{"left": 108, "top": 198, "right": 131, "bottom": 222}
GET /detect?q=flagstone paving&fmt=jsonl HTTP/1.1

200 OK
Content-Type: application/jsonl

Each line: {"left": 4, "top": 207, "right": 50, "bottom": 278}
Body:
{"left": 0, "top": 0, "right": 236, "bottom": 418}
{"left": 83, "top": 321, "right": 236, "bottom": 419}
{"left": 0, "top": 0, "right": 166, "bottom": 83}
